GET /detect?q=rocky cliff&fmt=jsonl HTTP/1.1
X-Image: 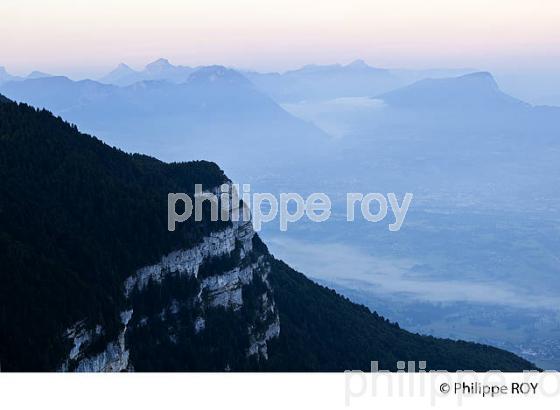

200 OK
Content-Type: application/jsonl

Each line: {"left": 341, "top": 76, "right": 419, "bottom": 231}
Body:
{"left": 59, "top": 185, "right": 280, "bottom": 371}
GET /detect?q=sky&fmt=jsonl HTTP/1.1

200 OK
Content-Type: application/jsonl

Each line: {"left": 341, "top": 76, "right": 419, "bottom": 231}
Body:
{"left": 1, "top": 0, "right": 560, "bottom": 78}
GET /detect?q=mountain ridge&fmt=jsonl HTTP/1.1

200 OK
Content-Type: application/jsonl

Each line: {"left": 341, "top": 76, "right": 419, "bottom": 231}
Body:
{"left": 377, "top": 71, "right": 530, "bottom": 111}
{"left": 100, "top": 58, "right": 195, "bottom": 86}
{"left": 0, "top": 66, "right": 330, "bottom": 167}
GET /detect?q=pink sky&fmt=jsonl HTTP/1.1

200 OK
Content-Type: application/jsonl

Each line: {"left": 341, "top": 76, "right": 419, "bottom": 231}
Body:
{"left": 1, "top": 0, "right": 559, "bottom": 77}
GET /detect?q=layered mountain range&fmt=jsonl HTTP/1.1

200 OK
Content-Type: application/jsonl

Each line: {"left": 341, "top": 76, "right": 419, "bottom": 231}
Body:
{"left": 0, "top": 64, "right": 328, "bottom": 169}
{"left": 100, "top": 58, "right": 195, "bottom": 86}
{"left": 0, "top": 95, "right": 538, "bottom": 371}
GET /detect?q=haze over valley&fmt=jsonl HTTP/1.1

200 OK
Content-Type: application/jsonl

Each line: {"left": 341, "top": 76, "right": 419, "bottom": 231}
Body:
{"left": 2, "top": 57, "right": 559, "bottom": 369}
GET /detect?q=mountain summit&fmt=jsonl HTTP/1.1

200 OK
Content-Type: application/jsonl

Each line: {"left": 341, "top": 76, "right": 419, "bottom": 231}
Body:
{"left": 187, "top": 65, "right": 250, "bottom": 85}
{"left": 100, "top": 58, "right": 194, "bottom": 86}
{"left": 246, "top": 59, "right": 398, "bottom": 102}
{"left": 145, "top": 58, "right": 174, "bottom": 73}
{"left": 26, "top": 71, "right": 52, "bottom": 79}
{"left": 100, "top": 63, "right": 140, "bottom": 85}
{"left": 347, "top": 59, "right": 369, "bottom": 68}
{"left": 0, "top": 67, "right": 19, "bottom": 84}
{"left": 378, "top": 71, "right": 528, "bottom": 110}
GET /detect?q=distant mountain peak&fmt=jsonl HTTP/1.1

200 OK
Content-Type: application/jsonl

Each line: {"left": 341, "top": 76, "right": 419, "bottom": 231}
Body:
{"left": 104, "top": 63, "right": 138, "bottom": 77}
{"left": 379, "top": 70, "right": 527, "bottom": 110}
{"left": 458, "top": 71, "right": 498, "bottom": 88}
{"left": 286, "top": 60, "right": 388, "bottom": 77}
{"left": 100, "top": 59, "right": 193, "bottom": 85}
{"left": 464, "top": 71, "right": 493, "bottom": 78}
{"left": 0, "top": 66, "right": 14, "bottom": 80}
{"left": 27, "top": 70, "right": 52, "bottom": 79}
{"left": 188, "top": 65, "right": 249, "bottom": 85}
{"left": 345, "top": 59, "right": 389, "bottom": 74}
{"left": 115, "top": 63, "right": 133, "bottom": 71}
{"left": 99, "top": 63, "right": 139, "bottom": 85}
{"left": 347, "top": 59, "right": 369, "bottom": 68}
{"left": 145, "top": 58, "right": 173, "bottom": 72}
{"left": 0, "top": 67, "right": 23, "bottom": 84}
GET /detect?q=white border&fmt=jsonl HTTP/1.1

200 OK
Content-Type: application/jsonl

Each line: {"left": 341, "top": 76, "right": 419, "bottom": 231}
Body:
{"left": 1, "top": 372, "right": 559, "bottom": 410}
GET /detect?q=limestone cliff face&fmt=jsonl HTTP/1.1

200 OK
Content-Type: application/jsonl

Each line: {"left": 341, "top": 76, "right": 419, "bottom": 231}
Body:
{"left": 60, "top": 310, "right": 133, "bottom": 372}
{"left": 59, "top": 184, "right": 279, "bottom": 372}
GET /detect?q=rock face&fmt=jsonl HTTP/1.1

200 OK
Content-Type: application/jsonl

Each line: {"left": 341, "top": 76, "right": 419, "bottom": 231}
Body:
{"left": 59, "top": 184, "right": 280, "bottom": 371}
{"left": 60, "top": 310, "right": 133, "bottom": 372}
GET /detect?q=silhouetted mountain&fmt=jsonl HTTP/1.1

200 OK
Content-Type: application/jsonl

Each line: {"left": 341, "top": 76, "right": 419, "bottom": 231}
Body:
{"left": 294, "top": 59, "right": 388, "bottom": 76}
{"left": 245, "top": 60, "right": 401, "bottom": 102}
{"left": 244, "top": 61, "right": 477, "bottom": 104}
{"left": 0, "top": 67, "right": 21, "bottom": 84}
{"left": 100, "top": 63, "right": 140, "bottom": 85}
{"left": 378, "top": 72, "right": 529, "bottom": 111}
{"left": 0, "top": 67, "right": 329, "bottom": 169}
{"left": 100, "top": 58, "right": 194, "bottom": 86}
{"left": 27, "top": 71, "right": 52, "bottom": 79}
{"left": 187, "top": 65, "right": 251, "bottom": 86}
{"left": 0, "top": 75, "right": 117, "bottom": 110}
{"left": 0, "top": 97, "right": 537, "bottom": 372}
{"left": 389, "top": 67, "right": 476, "bottom": 84}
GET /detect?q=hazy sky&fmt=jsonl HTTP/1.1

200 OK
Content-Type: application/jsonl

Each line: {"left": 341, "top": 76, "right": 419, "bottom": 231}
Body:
{"left": 1, "top": 0, "right": 559, "bottom": 77}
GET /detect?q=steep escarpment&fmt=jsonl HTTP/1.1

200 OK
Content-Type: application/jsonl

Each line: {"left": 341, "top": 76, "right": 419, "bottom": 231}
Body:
{"left": 0, "top": 100, "right": 281, "bottom": 371}
{"left": 60, "top": 194, "right": 279, "bottom": 372}
{"left": 0, "top": 98, "right": 537, "bottom": 372}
